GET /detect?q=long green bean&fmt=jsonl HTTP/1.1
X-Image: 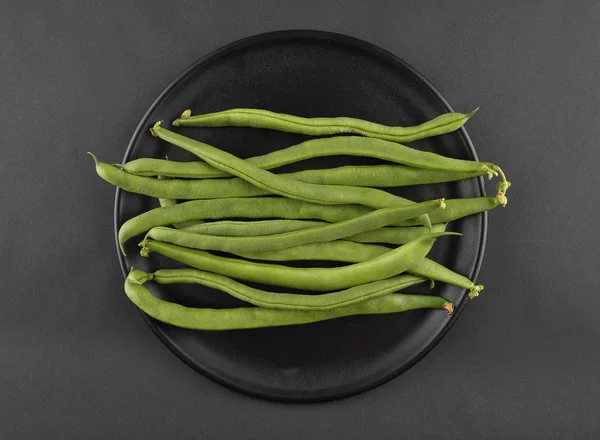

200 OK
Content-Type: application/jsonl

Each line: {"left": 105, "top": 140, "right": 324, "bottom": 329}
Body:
{"left": 133, "top": 268, "right": 427, "bottom": 310}
{"left": 125, "top": 270, "right": 452, "bottom": 330}
{"left": 123, "top": 160, "right": 484, "bottom": 187}
{"left": 229, "top": 241, "right": 483, "bottom": 298}
{"left": 172, "top": 107, "right": 476, "bottom": 144}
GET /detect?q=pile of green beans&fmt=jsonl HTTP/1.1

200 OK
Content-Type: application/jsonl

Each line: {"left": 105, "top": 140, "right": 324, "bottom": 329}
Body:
{"left": 91, "top": 107, "right": 510, "bottom": 331}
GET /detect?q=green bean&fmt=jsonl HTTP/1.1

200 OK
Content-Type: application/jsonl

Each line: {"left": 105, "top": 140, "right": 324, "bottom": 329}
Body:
{"left": 150, "top": 124, "right": 432, "bottom": 229}
{"left": 182, "top": 220, "right": 447, "bottom": 244}
{"left": 230, "top": 241, "right": 482, "bottom": 297}
{"left": 91, "top": 154, "right": 266, "bottom": 199}
{"left": 172, "top": 107, "right": 477, "bottom": 144}
{"left": 141, "top": 232, "right": 458, "bottom": 291}
{"left": 124, "top": 160, "right": 485, "bottom": 187}
{"left": 132, "top": 268, "right": 427, "bottom": 310}
{"left": 142, "top": 200, "right": 443, "bottom": 254}
{"left": 128, "top": 133, "right": 496, "bottom": 179}
{"left": 125, "top": 270, "right": 453, "bottom": 330}
{"left": 281, "top": 165, "right": 484, "bottom": 187}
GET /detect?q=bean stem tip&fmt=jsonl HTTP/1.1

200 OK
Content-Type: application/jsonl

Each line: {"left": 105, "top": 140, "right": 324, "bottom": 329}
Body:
{"left": 468, "top": 285, "right": 484, "bottom": 299}
{"left": 484, "top": 165, "right": 498, "bottom": 180}
{"left": 139, "top": 240, "right": 150, "bottom": 257}
{"left": 173, "top": 109, "right": 192, "bottom": 126}
{"left": 443, "top": 302, "right": 454, "bottom": 315}
{"left": 149, "top": 121, "right": 162, "bottom": 137}
{"left": 493, "top": 166, "right": 510, "bottom": 207}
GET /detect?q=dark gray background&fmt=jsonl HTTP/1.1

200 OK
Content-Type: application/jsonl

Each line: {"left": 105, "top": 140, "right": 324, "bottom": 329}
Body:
{"left": 1, "top": 1, "right": 599, "bottom": 438}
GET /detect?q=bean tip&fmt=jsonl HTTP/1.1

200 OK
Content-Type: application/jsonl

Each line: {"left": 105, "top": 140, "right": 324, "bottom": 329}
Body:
{"left": 496, "top": 191, "right": 508, "bottom": 207}
{"left": 87, "top": 152, "right": 99, "bottom": 164}
{"left": 128, "top": 268, "right": 152, "bottom": 285}
{"left": 172, "top": 109, "right": 191, "bottom": 126}
{"left": 468, "top": 285, "right": 484, "bottom": 299}
{"left": 484, "top": 165, "right": 498, "bottom": 180}
{"left": 436, "top": 231, "right": 462, "bottom": 238}
{"left": 466, "top": 107, "right": 479, "bottom": 118}
{"left": 139, "top": 238, "right": 150, "bottom": 257}
{"left": 443, "top": 302, "right": 454, "bottom": 315}
{"left": 149, "top": 121, "right": 162, "bottom": 137}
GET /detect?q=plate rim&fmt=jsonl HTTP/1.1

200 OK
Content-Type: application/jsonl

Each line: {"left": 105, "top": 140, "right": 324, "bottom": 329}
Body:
{"left": 113, "top": 29, "right": 488, "bottom": 403}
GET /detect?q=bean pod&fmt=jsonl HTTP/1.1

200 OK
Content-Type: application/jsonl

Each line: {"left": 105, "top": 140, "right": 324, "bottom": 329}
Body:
{"left": 125, "top": 269, "right": 453, "bottom": 330}
{"left": 172, "top": 107, "right": 477, "bottom": 144}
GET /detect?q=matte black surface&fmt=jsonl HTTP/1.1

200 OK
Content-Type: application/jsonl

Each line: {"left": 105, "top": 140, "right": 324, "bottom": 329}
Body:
{"left": 116, "top": 30, "right": 486, "bottom": 402}
{"left": 2, "top": 0, "right": 600, "bottom": 438}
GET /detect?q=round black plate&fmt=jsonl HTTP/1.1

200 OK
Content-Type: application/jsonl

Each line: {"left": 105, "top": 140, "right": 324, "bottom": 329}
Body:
{"left": 115, "top": 30, "right": 487, "bottom": 402}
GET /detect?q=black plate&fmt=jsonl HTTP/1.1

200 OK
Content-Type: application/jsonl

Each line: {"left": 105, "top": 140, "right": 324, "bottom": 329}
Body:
{"left": 115, "top": 30, "right": 487, "bottom": 402}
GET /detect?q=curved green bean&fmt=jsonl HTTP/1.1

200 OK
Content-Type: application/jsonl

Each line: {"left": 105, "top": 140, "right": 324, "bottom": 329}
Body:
{"left": 141, "top": 232, "right": 458, "bottom": 291}
{"left": 125, "top": 270, "right": 452, "bottom": 330}
{"left": 172, "top": 107, "right": 477, "bottom": 144}
{"left": 123, "top": 160, "right": 485, "bottom": 187}
{"left": 92, "top": 154, "right": 266, "bottom": 199}
{"left": 132, "top": 268, "right": 427, "bottom": 310}
{"left": 142, "top": 200, "right": 443, "bottom": 254}
{"left": 231, "top": 241, "right": 483, "bottom": 298}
